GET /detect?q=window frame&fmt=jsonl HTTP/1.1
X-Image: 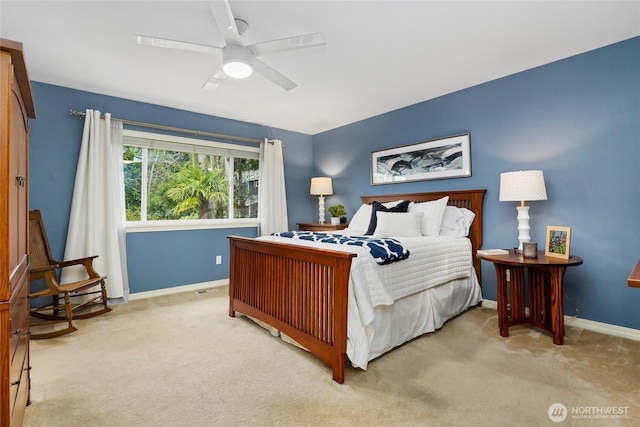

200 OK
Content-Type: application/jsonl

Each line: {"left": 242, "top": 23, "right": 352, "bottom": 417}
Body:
{"left": 122, "top": 129, "right": 260, "bottom": 233}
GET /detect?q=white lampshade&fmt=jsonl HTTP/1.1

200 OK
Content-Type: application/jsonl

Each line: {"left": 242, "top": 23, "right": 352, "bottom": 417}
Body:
{"left": 310, "top": 177, "right": 333, "bottom": 196}
{"left": 499, "top": 170, "right": 547, "bottom": 203}
{"left": 222, "top": 45, "right": 253, "bottom": 79}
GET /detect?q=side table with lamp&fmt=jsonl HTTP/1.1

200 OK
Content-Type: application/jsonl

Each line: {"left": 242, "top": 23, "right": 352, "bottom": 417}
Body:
{"left": 480, "top": 169, "right": 583, "bottom": 345}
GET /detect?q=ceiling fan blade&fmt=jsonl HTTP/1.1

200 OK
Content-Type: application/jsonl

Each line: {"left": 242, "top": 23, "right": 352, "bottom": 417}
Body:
{"left": 252, "top": 58, "right": 297, "bottom": 91}
{"left": 202, "top": 66, "right": 227, "bottom": 91}
{"left": 136, "top": 35, "right": 221, "bottom": 55}
{"left": 207, "top": 0, "right": 242, "bottom": 46}
{"left": 249, "top": 32, "right": 326, "bottom": 57}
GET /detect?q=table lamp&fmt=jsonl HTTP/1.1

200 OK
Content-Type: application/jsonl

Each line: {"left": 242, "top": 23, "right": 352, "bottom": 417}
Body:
{"left": 499, "top": 170, "right": 547, "bottom": 251}
{"left": 310, "top": 177, "right": 333, "bottom": 224}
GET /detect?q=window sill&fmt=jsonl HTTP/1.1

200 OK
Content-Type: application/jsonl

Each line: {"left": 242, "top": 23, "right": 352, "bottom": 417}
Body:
{"left": 126, "top": 219, "right": 259, "bottom": 233}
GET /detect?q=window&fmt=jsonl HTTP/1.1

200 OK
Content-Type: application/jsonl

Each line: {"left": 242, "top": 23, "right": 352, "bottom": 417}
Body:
{"left": 122, "top": 130, "right": 260, "bottom": 231}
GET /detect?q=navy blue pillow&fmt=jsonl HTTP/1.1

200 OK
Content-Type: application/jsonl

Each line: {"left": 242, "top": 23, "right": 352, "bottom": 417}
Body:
{"left": 365, "top": 200, "right": 411, "bottom": 235}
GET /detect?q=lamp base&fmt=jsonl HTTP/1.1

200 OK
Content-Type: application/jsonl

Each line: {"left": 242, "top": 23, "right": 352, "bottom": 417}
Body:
{"left": 516, "top": 205, "right": 531, "bottom": 251}
{"left": 318, "top": 195, "right": 326, "bottom": 224}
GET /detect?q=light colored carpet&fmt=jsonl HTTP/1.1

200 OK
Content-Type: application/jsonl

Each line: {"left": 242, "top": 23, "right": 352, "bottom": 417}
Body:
{"left": 24, "top": 286, "right": 639, "bottom": 427}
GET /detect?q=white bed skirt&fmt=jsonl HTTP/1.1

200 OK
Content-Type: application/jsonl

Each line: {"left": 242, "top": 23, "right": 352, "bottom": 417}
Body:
{"left": 362, "top": 269, "right": 482, "bottom": 365}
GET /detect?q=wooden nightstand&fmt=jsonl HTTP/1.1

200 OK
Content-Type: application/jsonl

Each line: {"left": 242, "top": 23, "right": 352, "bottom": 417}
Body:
{"left": 477, "top": 249, "right": 583, "bottom": 345}
{"left": 297, "top": 222, "right": 348, "bottom": 232}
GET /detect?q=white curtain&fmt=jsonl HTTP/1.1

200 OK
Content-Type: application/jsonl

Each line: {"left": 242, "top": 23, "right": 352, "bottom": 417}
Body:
{"left": 61, "top": 109, "right": 129, "bottom": 302}
{"left": 258, "top": 139, "right": 289, "bottom": 235}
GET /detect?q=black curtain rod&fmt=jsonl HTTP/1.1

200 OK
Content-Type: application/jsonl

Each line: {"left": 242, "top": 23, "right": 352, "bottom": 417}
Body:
{"left": 69, "top": 109, "right": 263, "bottom": 144}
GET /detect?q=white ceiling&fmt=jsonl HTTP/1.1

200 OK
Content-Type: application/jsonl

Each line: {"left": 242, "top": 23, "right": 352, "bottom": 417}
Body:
{"left": 1, "top": 1, "right": 639, "bottom": 135}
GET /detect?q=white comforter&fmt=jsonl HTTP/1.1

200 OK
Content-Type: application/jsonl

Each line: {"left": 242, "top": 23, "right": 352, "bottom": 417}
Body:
{"left": 258, "top": 234, "right": 473, "bottom": 368}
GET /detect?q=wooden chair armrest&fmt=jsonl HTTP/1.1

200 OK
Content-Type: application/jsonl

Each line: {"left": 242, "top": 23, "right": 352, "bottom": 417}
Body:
{"left": 30, "top": 265, "right": 59, "bottom": 274}
{"left": 58, "top": 256, "right": 99, "bottom": 268}
{"left": 58, "top": 255, "right": 101, "bottom": 279}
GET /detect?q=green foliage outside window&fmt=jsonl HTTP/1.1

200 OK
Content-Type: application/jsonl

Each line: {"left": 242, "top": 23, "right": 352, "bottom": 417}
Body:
{"left": 234, "top": 158, "right": 259, "bottom": 219}
{"left": 122, "top": 143, "right": 258, "bottom": 222}
{"left": 166, "top": 164, "right": 228, "bottom": 219}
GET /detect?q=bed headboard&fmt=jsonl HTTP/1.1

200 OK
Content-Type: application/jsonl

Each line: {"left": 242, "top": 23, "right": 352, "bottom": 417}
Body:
{"left": 360, "top": 189, "right": 487, "bottom": 285}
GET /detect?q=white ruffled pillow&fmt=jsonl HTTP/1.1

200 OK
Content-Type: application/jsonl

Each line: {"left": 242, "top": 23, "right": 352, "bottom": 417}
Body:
{"left": 407, "top": 196, "right": 449, "bottom": 236}
{"left": 373, "top": 211, "right": 423, "bottom": 237}
{"left": 439, "top": 206, "right": 476, "bottom": 237}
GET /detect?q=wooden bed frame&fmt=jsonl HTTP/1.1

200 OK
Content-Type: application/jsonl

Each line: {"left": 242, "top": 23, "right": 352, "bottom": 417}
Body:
{"left": 228, "top": 189, "right": 486, "bottom": 383}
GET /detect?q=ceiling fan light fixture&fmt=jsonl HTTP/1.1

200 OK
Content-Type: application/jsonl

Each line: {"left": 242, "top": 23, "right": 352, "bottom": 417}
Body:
{"left": 222, "top": 44, "right": 253, "bottom": 79}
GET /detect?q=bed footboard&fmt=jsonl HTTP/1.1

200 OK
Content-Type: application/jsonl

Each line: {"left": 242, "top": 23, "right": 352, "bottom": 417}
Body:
{"left": 228, "top": 236, "right": 356, "bottom": 384}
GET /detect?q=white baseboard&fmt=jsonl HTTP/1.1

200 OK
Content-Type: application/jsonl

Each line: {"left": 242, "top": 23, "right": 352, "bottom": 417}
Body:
{"left": 482, "top": 299, "right": 640, "bottom": 342}
{"left": 129, "top": 287, "right": 639, "bottom": 341}
{"left": 129, "top": 279, "right": 229, "bottom": 301}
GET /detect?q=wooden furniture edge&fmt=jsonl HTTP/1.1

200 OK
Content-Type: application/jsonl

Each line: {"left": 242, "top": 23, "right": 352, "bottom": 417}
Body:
{"left": 1, "top": 38, "right": 33, "bottom": 425}
{"left": 0, "top": 38, "right": 36, "bottom": 119}
{"left": 297, "top": 222, "right": 349, "bottom": 232}
{"left": 629, "top": 260, "right": 640, "bottom": 288}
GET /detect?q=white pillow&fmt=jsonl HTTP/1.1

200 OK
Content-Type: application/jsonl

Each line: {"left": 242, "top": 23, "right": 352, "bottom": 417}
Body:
{"left": 408, "top": 196, "right": 449, "bottom": 236}
{"left": 440, "top": 206, "right": 476, "bottom": 237}
{"left": 439, "top": 206, "right": 464, "bottom": 236}
{"left": 459, "top": 208, "right": 475, "bottom": 234}
{"left": 373, "top": 211, "right": 423, "bottom": 237}
{"left": 345, "top": 204, "right": 371, "bottom": 234}
{"left": 345, "top": 200, "right": 406, "bottom": 234}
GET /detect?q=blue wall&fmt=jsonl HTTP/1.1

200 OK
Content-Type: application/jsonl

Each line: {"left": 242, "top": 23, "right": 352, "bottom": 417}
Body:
{"left": 29, "top": 37, "right": 639, "bottom": 329}
{"left": 28, "top": 84, "right": 313, "bottom": 293}
{"left": 314, "top": 37, "right": 640, "bottom": 329}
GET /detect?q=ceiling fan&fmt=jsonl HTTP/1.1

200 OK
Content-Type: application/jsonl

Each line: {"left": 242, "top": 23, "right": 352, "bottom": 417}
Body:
{"left": 135, "top": 0, "right": 325, "bottom": 91}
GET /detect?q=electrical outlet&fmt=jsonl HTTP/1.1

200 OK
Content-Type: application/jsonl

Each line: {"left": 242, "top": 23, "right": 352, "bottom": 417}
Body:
{"left": 216, "top": 255, "right": 222, "bottom": 265}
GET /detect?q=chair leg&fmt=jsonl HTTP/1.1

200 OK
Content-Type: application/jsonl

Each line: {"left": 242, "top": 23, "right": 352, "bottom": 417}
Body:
{"left": 70, "top": 281, "right": 112, "bottom": 320}
{"left": 53, "top": 294, "right": 60, "bottom": 318}
{"left": 30, "top": 291, "right": 79, "bottom": 340}
{"left": 101, "top": 280, "right": 110, "bottom": 311}
{"left": 64, "top": 292, "right": 74, "bottom": 329}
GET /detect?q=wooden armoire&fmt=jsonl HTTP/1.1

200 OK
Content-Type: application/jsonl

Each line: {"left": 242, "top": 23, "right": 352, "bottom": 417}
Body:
{"left": 1, "top": 38, "right": 36, "bottom": 427}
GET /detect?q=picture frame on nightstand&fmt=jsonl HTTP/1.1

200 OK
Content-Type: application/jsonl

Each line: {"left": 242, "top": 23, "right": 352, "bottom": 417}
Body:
{"left": 545, "top": 226, "right": 571, "bottom": 259}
